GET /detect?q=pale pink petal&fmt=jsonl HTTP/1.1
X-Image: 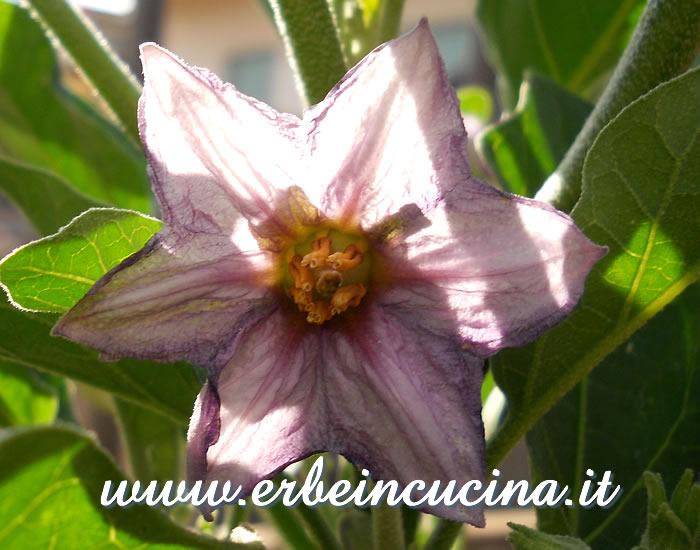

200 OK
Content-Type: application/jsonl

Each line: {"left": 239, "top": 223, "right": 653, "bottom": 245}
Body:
{"left": 303, "top": 19, "right": 467, "bottom": 228}
{"left": 193, "top": 305, "right": 485, "bottom": 526}
{"left": 376, "top": 184, "right": 606, "bottom": 355}
{"left": 193, "top": 308, "right": 325, "bottom": 494}
{"left": 139, "top": 43, "right": 305, "bottom": 243}
{"left": 324, "top": 303, "right": 485, "bottom": 525}
{"left": 52, "top": 230, "right": 277, "bottom": 368}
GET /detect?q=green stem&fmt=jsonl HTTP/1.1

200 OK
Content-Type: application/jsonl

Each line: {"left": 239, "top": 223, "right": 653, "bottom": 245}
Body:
{"left": 402, "top": 506, "right": 421, "bottom": 547}
{"left": 25, "top": 0, "right": 142, "bottom": 146}
{"left": 372, "top": 501, "right": 405, "bottom": 550}
{"left": 267, "top": 0, "right": 347, "bottom": 106}
{"left": 113, "top": 397, "right": 182, "bottom": 483}
{"left": 536, "top": 0, "right": 700, "bottom": 212}
{"left": 230, "top": 502, "right": 249, "bottom": 530}
{"left": 376, "top": 0, "right": 406, "bottom": 43}
{"left": 280, "top": 473, "right": 342, "bottom": 550}
{"left": 265, "top": 503, "right": 318, "bottom": 550}
{"left": 421, "top": 520, "right": 462, "bottom": 550}
{"left": 296, "top": 501, "right": 343, "bottom": 550}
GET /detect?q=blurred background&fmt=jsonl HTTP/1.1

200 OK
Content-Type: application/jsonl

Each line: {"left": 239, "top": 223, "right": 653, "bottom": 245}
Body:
{"left": 0, "top": 1, "right": 533, "bottom": 548}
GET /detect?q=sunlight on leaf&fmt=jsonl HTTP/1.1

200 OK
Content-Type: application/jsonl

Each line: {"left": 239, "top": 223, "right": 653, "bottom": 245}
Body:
{"left": 528, "top": 284, "right": 699, "bottom": 549}
{"left": 489, "top": 68, "right": 700, "bottom": 477}
{"left": 0, "top": 208, "right": 161, "bottom": 313}
{"left": 457, "top": 85, "right": 493, "bottom": 123}
{"left": 0, "top": 361, "right": 57, "bottom": 427}
{"left": 0, "top": 426, "right": 261, "bottom": 549}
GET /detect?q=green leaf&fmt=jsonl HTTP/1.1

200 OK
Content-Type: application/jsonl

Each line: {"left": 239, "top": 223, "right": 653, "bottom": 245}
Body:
{"left": 0, "top": 208, "right": 161, "bottom": 313}
{"left": 0, "top": 426, "right": 261, "bottom": 549}
{"left": 0, "top": 3, "right": 150, "bottom": 212}
{"left": 476, "top": 73, "right": 592, "bottom": 197}
{"left": 536, "top": 0, "right": 700, "bottom": 213}
{"left": 26, "top": 0, "right": 143, "bottom": 146}
{"left": 476, "top": 0, "right": 643, "bottom": 106}
{"left": 488, "top": 69, "right": 700, "bottom": 472}
{"left": 526, "top": 284, "right": 700, "bottom": 549}
{"left": 0, "top": 361, "right": 57, "bottom": 427}
{"left": 265, "top": 0, "right": 347, "bottom": 106}
{"left": 632, "top": 471, "right": 699, "bottom": 550}
{"left": 507, "top": 523, "right": 591, "bottom": 550}
{"left": 0, "top": 294, "right": 200, "bottom": 425}
{"left": 114, "top": 398, "right": 183, "bottom": 484}
{"left": 457, "top": 85, "right": 493, "bottom": 123}
{"left": 0, "top": 158, "right": 100, "bottom": 236}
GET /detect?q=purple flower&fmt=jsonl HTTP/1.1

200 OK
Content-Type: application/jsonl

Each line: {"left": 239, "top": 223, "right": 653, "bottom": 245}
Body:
{"left": 53, "top": 20, "right": 604, "bottom": 526}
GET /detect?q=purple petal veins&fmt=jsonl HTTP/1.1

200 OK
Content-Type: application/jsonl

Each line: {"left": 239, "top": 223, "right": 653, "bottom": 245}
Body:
{"left": 52, "top": 19, "right": 605, "bottom": 528}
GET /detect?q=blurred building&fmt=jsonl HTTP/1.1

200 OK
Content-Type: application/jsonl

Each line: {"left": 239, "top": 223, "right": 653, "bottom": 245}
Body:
{"left": 88, "top": 0, "right": 493, "bottom": 115}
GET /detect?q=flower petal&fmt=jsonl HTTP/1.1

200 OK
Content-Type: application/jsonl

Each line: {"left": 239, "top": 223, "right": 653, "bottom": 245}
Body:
{"left": 52, "top": 230, "right": 277, "bottom": 368}
{"left": 324, "top": 304, "right": 486, "bottom": 525}
{"left": 193, "top": 308, "right": 325, "bottom": 494}
{"left": 139, "top": 43, "right": 305, "bottom": 242}
{"left": 195, "top": 305, "right": 485, "bottom": 525}
{"left": 303, "top": 19, "right": 467, "bottom": 228}
{"left": 376, "top": 184, "right": 606, "bottom": 355}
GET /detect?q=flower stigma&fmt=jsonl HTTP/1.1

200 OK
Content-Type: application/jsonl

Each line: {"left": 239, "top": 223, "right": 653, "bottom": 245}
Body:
{"left": 284, "top": 229, "right": 370, "bottom": 325}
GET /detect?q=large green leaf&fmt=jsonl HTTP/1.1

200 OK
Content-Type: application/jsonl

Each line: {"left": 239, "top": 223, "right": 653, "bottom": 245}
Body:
{"left": 0, "top": 208, "right": 161, "bottom": 313}
{"left": 0, "top": 361, "right": 57, "bottom": 427}
{"left": 0, "top": 426, "right": 261, "bottom": 549}
{"left": 0, "top": 158, "right": 100, "bottom": 237}
{"left": 527, "top": 284, "right": 700, "bottom": 549}
{"left": 0, "top": 3, "right": 150, "bottom": 212}
{"left": 476, "top": 0, "right": 643, "bottom": 107}
{"left": 0, "top": 295, "right": 199, "bottom": 425}
{"left": 488, "top": 69, "right": 700, "bottom": 471}
{"left": 476, "top": 73, "right": 592, "bottom": 197}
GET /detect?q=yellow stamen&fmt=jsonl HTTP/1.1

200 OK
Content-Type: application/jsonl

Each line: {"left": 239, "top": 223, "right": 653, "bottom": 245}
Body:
{"left": 288, "top": 255, "right": 314, "bottom": 292}
{"left": 307, "top": 301, "right": 332, "bottom": 325}
{"left": 301, "top": 236, "right": 331, "bottom": 268}
{"left": 284, "top": 231, "right": 370, "bottom": 325}
{"left": 330, "top": 283, "right": 367, "bottom": 316}
{"left": 289, "top": 287, "right": 312, "bottom": 312}
{"left": 328, "top": 244, "right": 363, "bottom": 272}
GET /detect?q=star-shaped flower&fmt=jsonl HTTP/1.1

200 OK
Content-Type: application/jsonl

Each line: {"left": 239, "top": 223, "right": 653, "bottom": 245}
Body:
{"left": 53, "top": 20, "right": 604, "bottom": 526}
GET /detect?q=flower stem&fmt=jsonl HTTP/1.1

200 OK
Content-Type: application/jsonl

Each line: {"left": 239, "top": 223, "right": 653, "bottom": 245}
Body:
{"left": 372, "top": 501, "right": 405, "bottom": 550}
{"left": 296, "top": 501, "right": 343, "bottom": 550}
{"left": 279, "top": 473, "right": 342, "bottom": 550}
{"left": 536, "top": 0, "right": 700, "bottom": 212}
{"left": 25, "top": 0, "right": 142, "bottom": 146}
{"left": 265, "top": 503, "right": 318, "bottom": 550}
{"left": 421, "top": 519, "right": 462, "bottom": 550}
{"left": 376, "top": 0, "right": 406, "bottom": 44}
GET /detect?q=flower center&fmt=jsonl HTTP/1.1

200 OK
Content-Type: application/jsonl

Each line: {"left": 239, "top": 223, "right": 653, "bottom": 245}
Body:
{"left": 284, "top": 229, "right": 370, "bottom": 325}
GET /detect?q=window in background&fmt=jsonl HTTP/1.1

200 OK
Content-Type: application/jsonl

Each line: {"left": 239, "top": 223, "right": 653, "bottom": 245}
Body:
{"left": 225, "top": 50, "right": 275, "bottom": 104}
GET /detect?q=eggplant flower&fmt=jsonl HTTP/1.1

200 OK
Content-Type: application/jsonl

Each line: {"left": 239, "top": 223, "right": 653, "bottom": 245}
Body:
{"left": 53, "top": 21, "right": 605, "bottom": 526}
